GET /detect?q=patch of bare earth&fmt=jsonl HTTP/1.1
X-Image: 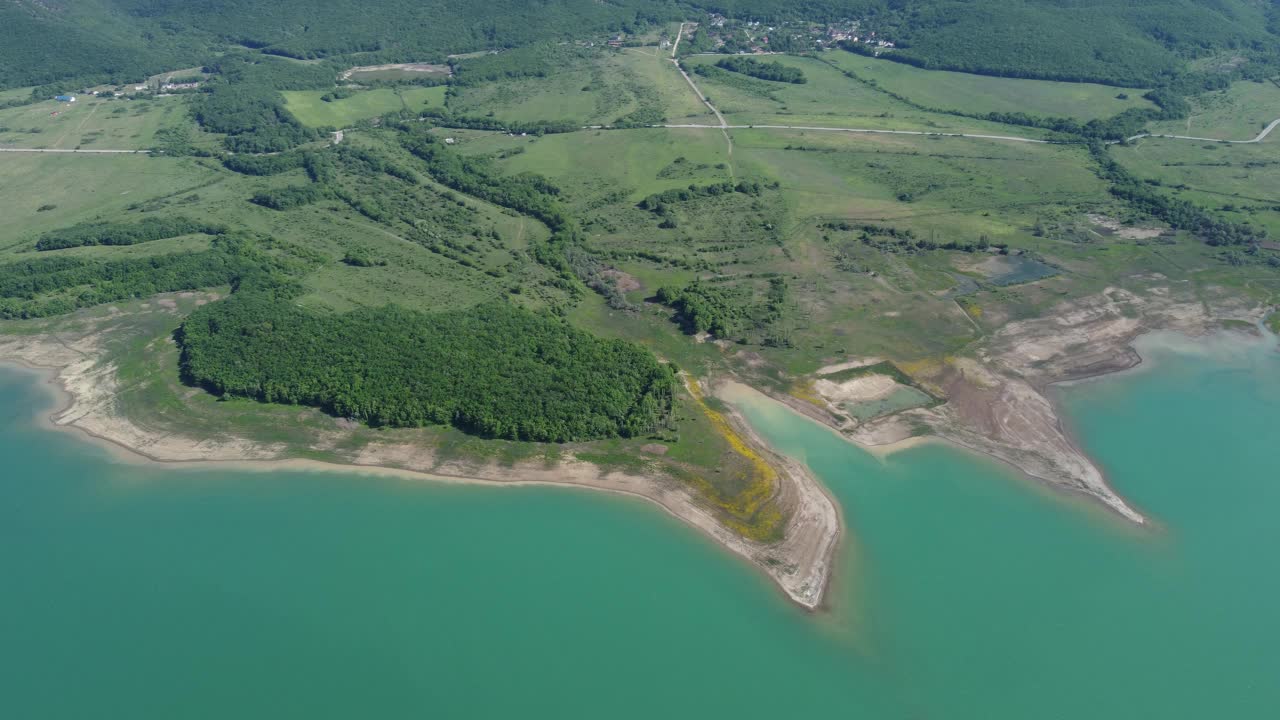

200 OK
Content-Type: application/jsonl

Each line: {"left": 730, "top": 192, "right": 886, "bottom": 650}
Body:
{"left": 1087, "top": 214, "right": 1164, "bottom": 240}
{"left": 779, "top": 285, "right": 1266, "bottom": 524}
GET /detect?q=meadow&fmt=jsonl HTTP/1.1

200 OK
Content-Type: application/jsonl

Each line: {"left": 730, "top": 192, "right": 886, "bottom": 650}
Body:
{"left": 282, "top": 86, "right": 447, "bottom": 128}
{"left": 447, "top": 48, "right": 714, "bottom": 126}
{"left": 0, "top": 94, "right": 190, "bottom": 150}
{"left": 820, "top": 51, "right": 1154, "bottom": 120}
{"left": 679, "top": 54, "right": 1052, "bottom": 138}
{"left": 1146, "top": 80, "right": 1280, "bottom": 140}
{"left": 1112, "top": 135, "right": 1280, "bottom": 236}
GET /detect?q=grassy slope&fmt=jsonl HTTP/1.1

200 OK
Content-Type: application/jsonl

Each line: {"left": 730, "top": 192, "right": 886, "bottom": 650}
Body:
{"left": 822, "top": 51, "right": 1155, "bottom": 120}
{"left": 1112, "top": 135, "right": 1280, "bottom": 237}
{"left": 0, "top": 94, "right": 190, "bottom": 150}
{"left": 0, "top": 154, "right": 221, "bottom": 250}
{"left": 679, "top": 54, "right": 1051, "bottom": 138}
{"left": 447, "top": 48, "right": 717, "bottom": 126}
{"left": 1147, "top": 80, "right": 1280, "bottom": 141}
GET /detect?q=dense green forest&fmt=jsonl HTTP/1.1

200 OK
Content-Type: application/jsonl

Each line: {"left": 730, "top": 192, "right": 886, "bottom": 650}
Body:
{"left": 5, "top": 1, "right": 1277, "bottom": 91}
{"left": 178, "top": 294, "right": 674, "bottom": 441}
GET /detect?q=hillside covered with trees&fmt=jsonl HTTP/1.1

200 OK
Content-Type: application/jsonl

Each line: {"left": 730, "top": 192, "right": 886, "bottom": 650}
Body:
{"left": 4, "top": 1, "right": 1278, "bottom": 90}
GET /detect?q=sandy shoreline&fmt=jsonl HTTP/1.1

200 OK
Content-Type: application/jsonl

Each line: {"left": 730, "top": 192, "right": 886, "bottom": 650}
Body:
{"left": 0, "top": 344, "right": 839, "bottom": 611}
{"left": 759, "top": 287, "right": 1273, "bottom": 527}
{"left": 0, "top": 284, "right": 1269, "bottom": 611}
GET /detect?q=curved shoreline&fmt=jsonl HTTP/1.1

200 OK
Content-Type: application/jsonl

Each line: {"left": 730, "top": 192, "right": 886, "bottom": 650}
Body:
{"left": 754, "top": 294, "right": 1273, "bottom": 527}
{"left": 0, "top": 352, "right": 839, "bottom": 611}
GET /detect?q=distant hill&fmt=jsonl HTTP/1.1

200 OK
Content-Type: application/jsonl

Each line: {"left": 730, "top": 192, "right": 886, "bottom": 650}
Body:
{"left": 2, "top": 0, "right": 1277, "bottom": 90}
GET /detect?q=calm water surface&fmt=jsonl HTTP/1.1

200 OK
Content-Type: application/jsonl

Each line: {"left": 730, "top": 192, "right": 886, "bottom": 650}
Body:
{"left": 2, "top": 331, "right": 1277, "bottom": 718}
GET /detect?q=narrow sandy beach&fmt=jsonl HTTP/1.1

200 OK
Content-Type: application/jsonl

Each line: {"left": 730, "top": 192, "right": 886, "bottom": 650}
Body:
{"left": 0, "top": 343, "right": 840, "bottom": 610}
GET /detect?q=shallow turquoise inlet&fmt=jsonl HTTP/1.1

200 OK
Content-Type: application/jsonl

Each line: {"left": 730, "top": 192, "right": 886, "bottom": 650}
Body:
{"left": 2, "top": 331, "right": 1277, "bottom": 718}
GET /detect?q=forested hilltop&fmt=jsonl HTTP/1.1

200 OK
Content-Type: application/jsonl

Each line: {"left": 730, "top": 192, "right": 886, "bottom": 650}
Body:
{"left": 4, "top": 0, "right": 1280, "bottom": 89}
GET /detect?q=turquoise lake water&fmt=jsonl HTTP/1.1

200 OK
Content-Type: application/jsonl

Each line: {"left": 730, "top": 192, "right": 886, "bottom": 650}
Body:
{"left": 2, "top": 331, "right": 1277, "bottom": 718}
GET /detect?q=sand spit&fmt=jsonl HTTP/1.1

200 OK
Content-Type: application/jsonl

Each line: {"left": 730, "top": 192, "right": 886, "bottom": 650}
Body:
{"left": 0, "top": 323, "right": 838, "bottom": 610}
{"left": 790, "top": 286, "right": 1269, "bottom": 524}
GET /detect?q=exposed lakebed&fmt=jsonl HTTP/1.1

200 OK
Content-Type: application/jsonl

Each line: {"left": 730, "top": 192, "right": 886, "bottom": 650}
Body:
{"left": 2, "top": 330, "right": 1277, "bottom": 718}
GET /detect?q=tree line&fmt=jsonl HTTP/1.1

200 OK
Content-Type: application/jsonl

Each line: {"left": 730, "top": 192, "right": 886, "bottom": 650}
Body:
{"left": 713, "top": 57, "right": 806, "bottom": 84}
{"left": 0, "top": 237, "right": 262, "bottom": 319}
{"left": 35, "top": 217, "right": 226, "bottom": 251}
{"left": 1089, "top": 142, "right": 1267, "bottom": 248}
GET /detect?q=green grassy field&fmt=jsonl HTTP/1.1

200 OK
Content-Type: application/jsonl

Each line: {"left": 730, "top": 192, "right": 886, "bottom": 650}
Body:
{"left": 1147, "top": 79, "right": 1280, "bottom": 140}
{"left": 615, "top": 49, "right": 718, "bottom": 124}
{"left": 731, "top": 128, "right": 1106, "bottom": 239}
{"left": 0, "top": 153, "right": 224, "bottom": 250}
{"left": 468, "top": 127, "right": 731, "bottom": 200}
{"left": 0, "top": 86, "right": 34, "bottom": 104}
{"left": 282, "top": 86, "right": 446, "bottom": 128}
{"left": 447, "top": 48, "right": 716, "bottom": 126}
{"left": 0, "top": 94, "right": 190, "bottom": 150}
{"left": 821, "top": 51, "right": 1154, "bottom": 120}
{"left": 679, "top": 54, "right": 1052, "bottom": 138}
{"left": 1112, "top": 135, "right": 1280, "bottom": 236}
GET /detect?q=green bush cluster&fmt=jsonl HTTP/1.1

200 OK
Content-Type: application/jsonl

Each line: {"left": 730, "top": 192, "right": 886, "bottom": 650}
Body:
{"left": 35, "top": 217, "right": 226, "bottom": 251}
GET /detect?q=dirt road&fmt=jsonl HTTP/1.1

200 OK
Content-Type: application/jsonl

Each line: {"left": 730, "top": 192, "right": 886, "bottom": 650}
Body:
{"left": 0, "top": 147, "right": 144, "bottom": 154}
{"left": 1125, "top": 117, "right": 1280, "bottom": 144}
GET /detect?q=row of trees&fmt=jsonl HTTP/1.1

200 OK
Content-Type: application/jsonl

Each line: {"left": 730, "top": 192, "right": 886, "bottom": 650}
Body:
{"left": 713, "top": 56, "right": 806, "bottom": 84}
{"left": 0, "top": 238, "right": 261, "bottom": 319}
{"left": 639, "top": 181, "right": 765, "bottom": 213}
{"left": 1090, "top": 143, "right": 1267, "bottom": 248}
{"left": 418, "top": 108, "right": 579, "bottom": 135}
{"left": 35, "top": 217, "right": 226, "bottom": 251}
{"left": 178, "top": 293, "right": 675, "bottom": 442}
{"left": 399, "top": 126, "right": 572, "bottom": 232}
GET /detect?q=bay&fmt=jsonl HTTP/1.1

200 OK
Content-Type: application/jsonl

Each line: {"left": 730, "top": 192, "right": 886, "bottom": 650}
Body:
{"left": 2, "top": 329, "right": 1277, "bottom": 718}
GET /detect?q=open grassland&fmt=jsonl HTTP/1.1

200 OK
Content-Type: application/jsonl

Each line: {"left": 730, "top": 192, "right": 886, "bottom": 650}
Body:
{"left": 449, "top": 64, "right": 614, "bottom": 124}
{"left": 680, "top": 54, "right": 1051, "bottom": 138}
{"left": 1147, "top": 80, "right": 1280, "bottom": 140}
{"left": 0, "top": 86, "right": 35, "bottom": 104}
{"left": 466, "top": 127, "right": 732, "bottom": 201}
{"left": 283, "top": 86, "right": 446, "bottom": 128}
{"left": 616, "top": 49, "right": 718, "bottom": 124}
{"left": 462, "top": 123, "right": 1204, "bottom": 379}
{"left": 0, "top": 94, "right": 190, "bottom": 150}
{"left": 0, "top": 139, "right": 564, "bottom": 316}
{"left": 821, "top": 51, "right": 1154, "bottom": 120}
{"left": 0, "top": 153, "right": 223, "bottom": 250}
{"left": 732, "top": 129, "right": 1107, "bottom": 242}
{"left": 448, "top": 48, "right": 715, "bottom": 126}
{"left": 1112, "top": 135, "right": 1280, "bottom": 236}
